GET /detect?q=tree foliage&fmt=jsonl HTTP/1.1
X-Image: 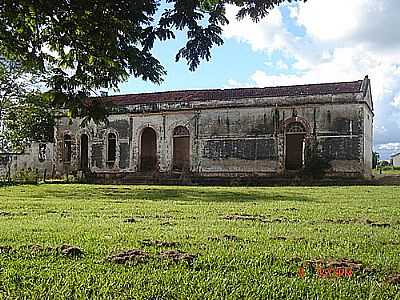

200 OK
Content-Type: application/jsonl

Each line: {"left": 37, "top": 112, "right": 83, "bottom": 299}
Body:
{"left": 3, "top": 93, "right": 55, "bottom": 152}
{"left": 0, "top": 0, "right": 305, "bottom": 123}
{"left": 0, "top": 58, "right": 54, "bottom": 152}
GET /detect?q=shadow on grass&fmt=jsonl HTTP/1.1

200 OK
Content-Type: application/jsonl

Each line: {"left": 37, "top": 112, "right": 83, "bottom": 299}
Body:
{"left": 30, "top": 186, "right": 314, "bottom": 203}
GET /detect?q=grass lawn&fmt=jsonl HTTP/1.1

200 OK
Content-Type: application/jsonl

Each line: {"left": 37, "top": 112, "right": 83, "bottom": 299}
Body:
{"left": 374, "top": 168, "right": 400, "bottom": 176}
{"left": 0, "top": 184, "right": 399, "bottom": 299}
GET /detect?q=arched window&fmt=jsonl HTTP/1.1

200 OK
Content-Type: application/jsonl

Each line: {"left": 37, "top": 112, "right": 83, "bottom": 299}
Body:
{"left": 286, "top": 122, "right": 306, "bottom": 134}
{"left": 64, "top": 134, "right": 72, "bottom": 162}
{"left": 173, "top": 126, "right": 190, "bottom": 137}
{"left": 107, "top": 133, "right": 117, "bottom": 162}
{"left": 173, "top": 126, "right": 190, "bottom": 171}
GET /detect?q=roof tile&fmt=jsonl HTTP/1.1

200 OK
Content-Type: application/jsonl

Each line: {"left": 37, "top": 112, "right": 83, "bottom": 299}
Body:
{"left": 105, "top": 80, "right": 363, "bottom": 106}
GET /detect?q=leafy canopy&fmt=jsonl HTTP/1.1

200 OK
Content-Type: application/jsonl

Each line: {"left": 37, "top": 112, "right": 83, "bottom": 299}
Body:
{"left": 0, "top": 58, "right": 54, "bottom": 152}
{"left": 0, "top": 0, "right": 305, "bottom": 123}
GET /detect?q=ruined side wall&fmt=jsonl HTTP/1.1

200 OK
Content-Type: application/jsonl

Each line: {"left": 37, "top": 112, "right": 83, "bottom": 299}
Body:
{"left": 363, "top": 105, "right": 373, "bottom": 178}
{"left": 0, "top": 142, "right": 54, "bottom": 179}
{"left": 196, "top": 102, "right": 366, "bottom": 176}
{"left": 54, "top": 117, "right": 82, "bottom": 176}
{"left": 314, "top": 104, "right": 365, "bottom": 176}
{"left": 54, "top": 115, "right": 131, "bottom": 175}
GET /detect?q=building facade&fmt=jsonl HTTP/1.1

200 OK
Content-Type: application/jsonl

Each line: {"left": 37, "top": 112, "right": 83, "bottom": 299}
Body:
{"left": 53, "top": 77, "right": 374, "bottom": 182}
{"left": 391, "top": 153, "right": 400, "bottom": 167}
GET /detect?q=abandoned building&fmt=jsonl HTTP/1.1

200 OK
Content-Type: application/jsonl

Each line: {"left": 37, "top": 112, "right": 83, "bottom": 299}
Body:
{"left": 51, "top": 76, "right": 373, "bottom": 182}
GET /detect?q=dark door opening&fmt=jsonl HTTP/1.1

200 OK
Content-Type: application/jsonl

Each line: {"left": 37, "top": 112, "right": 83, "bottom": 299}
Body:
{"left": 285, "top": 122, "right": 307, "bottom": 171}
{"left": 285, "top": 134, "right": 305, "bottom": 170}
{"left": 173, "top": 126, "right": 190, "bottom": 171}
{"left": 80, "top": 134, "right": 89, "bottom": 170}
{"left": 140, "top": 127, "right": 157, "bottom": 172}
{"left": 64, "top": 134, "right": 72, "bottom": 163}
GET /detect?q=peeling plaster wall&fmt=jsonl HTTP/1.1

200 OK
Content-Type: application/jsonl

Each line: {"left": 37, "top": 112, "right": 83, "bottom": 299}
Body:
{"left": 53, "top": 91, "right": 373, "bottom": 179}
{"left": 0, "top": 142, "right": 54, "bottom": 178}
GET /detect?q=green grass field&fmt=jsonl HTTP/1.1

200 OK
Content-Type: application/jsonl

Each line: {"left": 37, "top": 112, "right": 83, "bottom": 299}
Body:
{"left": 374, "top": 168, "right": 400, "bottom": 175}
{"left": 0, "top": 184, "right": 399, "bottom": 299}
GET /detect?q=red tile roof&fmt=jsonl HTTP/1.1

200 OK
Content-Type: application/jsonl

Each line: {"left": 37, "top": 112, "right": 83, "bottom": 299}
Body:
{"left": 105, "top": 80, "right": 364, "bottom": 106}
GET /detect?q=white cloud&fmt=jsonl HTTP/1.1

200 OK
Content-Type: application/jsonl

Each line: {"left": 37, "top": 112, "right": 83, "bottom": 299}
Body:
{"left": 378, "top": 143, "right": 400, "bottom": 151}
{"left": 223, "top": 0, "right": 400, "bottom": 158}
{"left": 223, "top": 5, "right": 291, "bottom": 53}
{"left": 293, "top": 0, "right": 400, "bottom": 52}
{"left": 376, "top": 142, "right": 400, "bottom": 157}
{"left": 276, "top": 59, "right": 289, "bottom": 70}
{"left": 225, "top": 79, "right": 251, "bottom": 89}
{"left": 291, "top": 0, "right": 366, "bottom": 42}
{"left": 391, "top": 95, "right": 400, "bottom": 108}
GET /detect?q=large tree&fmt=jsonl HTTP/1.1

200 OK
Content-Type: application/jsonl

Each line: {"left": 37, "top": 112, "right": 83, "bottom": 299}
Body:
{"left": 0, "top": 58, "right": 54, "bottom": 152}
{"left": 0, "top": 0, "right": 304, "bottom": 123}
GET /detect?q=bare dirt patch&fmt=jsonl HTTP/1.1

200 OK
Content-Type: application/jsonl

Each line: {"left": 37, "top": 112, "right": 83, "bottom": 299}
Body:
{"left": 208, "top": 235, "right": 240, "bottom": 242}
{"left": 19, "top": 244, "right": 55, "bottom": 255}
{"left": 0, "top": 245, "right": 12, "bottom": 253}
{"left": 384, "top": 240, "right": 400, "bottom": 245}
{"left": 270, "top": 236, "right": 306, "bottom": 242}
{"left": 223, "top": 214, "right": 266, "bottom": 222}
{"left": 107, "top": 249, "right": 149, "bottom": 265}
{"left": 134, "top": 214, "right": 173, "bottom": 220}
{"left": 140, "top": 239, "right": 177, "bottom": 247}
{"left": 30, "top": 244, "right": 43, "bottom": 253}
{"left": 324, "top": 218, "right": 354, "bottom": 224}
{"left": 270, "top": 236, "right": 287, "bottom": 241}
{"left": 370, "top": 223, "right": 391, "bottom": 228}
{"left": 324, "top": 218, "right": 391, "bottom": 227}
{"left": 386, "top": 273, "right": 400, "bottom": 285}
{"left": 273, "top": 208, "right": 298, "bottom": 212}
{"left": 160, "top": 221, "right": 175, "bottom": 226}
{"left": 299, "top": 258, "right": 376, "bottom": 279}
{"left": 59, "top": 245, "right": 84, "bottom": 257}
{"left": 207, "top": 234, "right": 257, "bottom": 243}
{"left": 28, "top": 244, "right": 54, "bottom": 253}
{"left": 223, "top": 214, "right": 298, "bottom": 223}
{"left": 124, "top": 218, "right": 136, "bottom": 223}
{"left": 159, "top": 250, "right": 196, "bottom": 265}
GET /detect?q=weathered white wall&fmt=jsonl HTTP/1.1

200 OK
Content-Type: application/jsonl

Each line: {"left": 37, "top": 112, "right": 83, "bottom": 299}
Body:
{"left": 0, "top": 142, "right": 54, "bottom": 179}
{"left": 392, "top": 155, "right": 400, "bottom": 167}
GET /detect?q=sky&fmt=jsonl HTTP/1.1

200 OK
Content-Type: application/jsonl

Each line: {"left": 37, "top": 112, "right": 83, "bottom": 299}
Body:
{"left": 111, "top": 0, "right": 400, "bottom": 160}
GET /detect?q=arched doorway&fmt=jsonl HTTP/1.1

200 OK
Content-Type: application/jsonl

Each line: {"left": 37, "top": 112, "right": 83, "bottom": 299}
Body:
{"left": 285, "top": 122, "right": 306, "bottom": 170}
{"left": 173, "top": 126, "right": 190, "bottom": 171}
{"left": 80, "top": 134, "right": 89, "bottom": 170}
{"left": 140, "top": 127, "right": 157, "bottom": 172}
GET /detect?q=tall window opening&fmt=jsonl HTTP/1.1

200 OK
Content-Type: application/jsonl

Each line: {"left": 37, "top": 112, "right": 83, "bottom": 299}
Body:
{"left": 80, "top": 134, "right": 89, "bottom": 170}
{"left": 107, "top": 132, "right": 117, "bottom": 162}
{"left": 173, "top": 126, "right": 190, "bottom": 171}
{"left": 64, "top": 134, "right": 72, "bottom": 162}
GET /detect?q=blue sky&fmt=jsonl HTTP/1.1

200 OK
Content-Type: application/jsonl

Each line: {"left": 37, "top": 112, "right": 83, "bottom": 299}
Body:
{"left": 111, "top": 0, "right": 400, "bottom": 159}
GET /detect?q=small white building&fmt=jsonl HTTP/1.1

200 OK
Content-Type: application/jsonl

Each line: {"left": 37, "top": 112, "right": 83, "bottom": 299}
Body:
{"left": 391, "top": 153, "right": 400, "bottom": 167}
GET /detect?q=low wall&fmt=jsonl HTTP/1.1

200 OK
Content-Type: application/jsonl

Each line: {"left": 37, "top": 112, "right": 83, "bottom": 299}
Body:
{"left": 0, "top": 142, "right": 54, "bottom": 180}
